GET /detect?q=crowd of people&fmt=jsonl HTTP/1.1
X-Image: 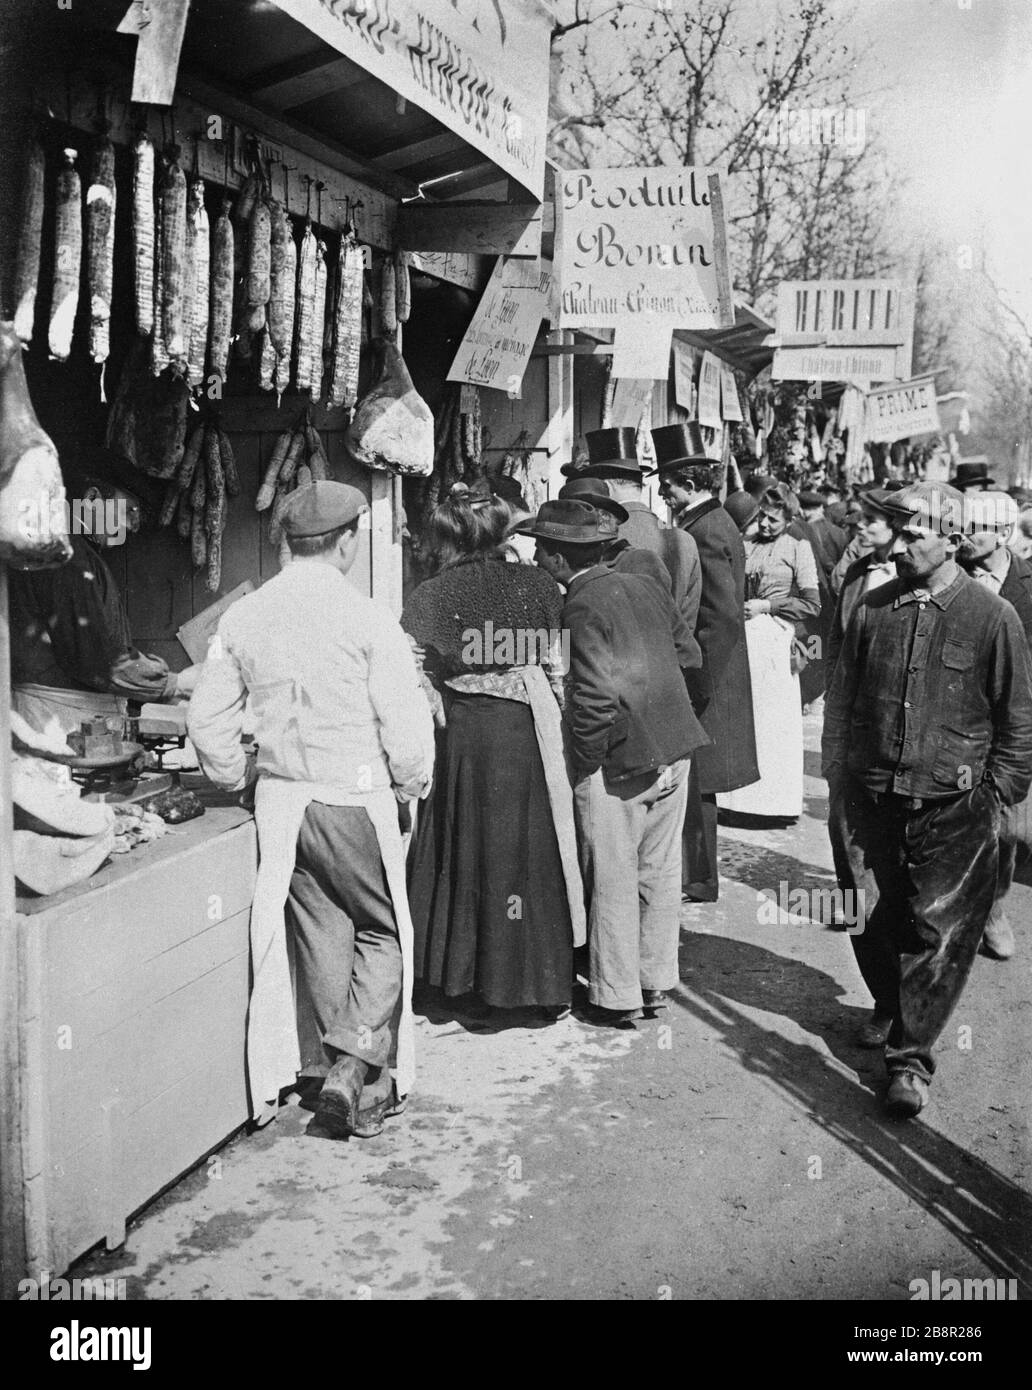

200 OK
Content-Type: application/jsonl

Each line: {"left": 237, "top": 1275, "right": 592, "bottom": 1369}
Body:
{"left": 186, "top": 433, "right": 1032, "bottom": 1139}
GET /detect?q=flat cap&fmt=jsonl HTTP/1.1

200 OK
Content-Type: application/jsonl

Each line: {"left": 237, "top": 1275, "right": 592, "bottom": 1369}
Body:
{"left": 882, "top": 481, "right": 964, "bottom": 535}
{"left": 282, "top": 480, "right": 368, "bottom": 538}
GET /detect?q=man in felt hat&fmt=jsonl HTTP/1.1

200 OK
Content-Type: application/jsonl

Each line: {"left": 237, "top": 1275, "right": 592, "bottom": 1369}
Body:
{"left": 950, "top": 458, "right": 992, "bottom": 491}
{"left": 519, "top": 498, "right": 709, "bottom": 1025}
{"left": 649, "top": 422, "right": 758, "bottom": 902}
{"left": 563, "top": 426, "right": 702, "bottom": 642}
{"left": 189, "top": 482, "right": 435, "bottom": 1138}
{"left": 957, "top": 490, "right": 1032, "bottom": 962}
{"left": 823, "top": 481, "right": 1032, "bottom": 1117}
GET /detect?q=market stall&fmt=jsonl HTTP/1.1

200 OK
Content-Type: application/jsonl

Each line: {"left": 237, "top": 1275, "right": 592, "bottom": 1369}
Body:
{"left": 0, "top": 0, "right": 556, "bottom": 1289}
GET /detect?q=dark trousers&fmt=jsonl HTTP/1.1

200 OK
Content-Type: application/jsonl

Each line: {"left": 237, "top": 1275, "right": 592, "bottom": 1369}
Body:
{"left": 682, "top": 760, "right": 719, "bottom": 900}
{"left": 285, "top": 801, "right": 402, "bottom": 1073}
{"left": 829, "top": 777, "right": 1000, "bottom": 1082}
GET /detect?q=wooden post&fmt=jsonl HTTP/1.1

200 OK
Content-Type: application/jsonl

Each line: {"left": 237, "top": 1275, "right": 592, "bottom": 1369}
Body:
{"left": 0, "top": 561, "right": 28, "bottom": 1295}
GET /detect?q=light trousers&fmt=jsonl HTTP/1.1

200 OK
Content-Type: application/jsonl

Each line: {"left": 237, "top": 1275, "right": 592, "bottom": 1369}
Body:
{"left": 575, "top": 759, "right": 690, "bottom": 1011}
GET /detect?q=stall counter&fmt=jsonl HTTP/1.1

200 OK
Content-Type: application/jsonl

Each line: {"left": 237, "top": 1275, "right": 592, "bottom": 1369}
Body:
{"left": 16, "top": 806, "right": 257, "bottom": 1277}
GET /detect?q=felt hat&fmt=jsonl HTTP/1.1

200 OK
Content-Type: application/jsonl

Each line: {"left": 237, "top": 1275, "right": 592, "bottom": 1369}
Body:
{"left": 557, "top": 476, "right": 626, "bottom": 524}
{"left": 561, "top": 427, "right": 643, "bottom": 480}
{"left": 513, "top": 497, "right": 629, "bottom": 543}
{"left": 950, "top": 459, "right": 991, "bottom": 491}
{"left": 282, "top": 480, "right": 368, "bottom": 538}
{"left": 647, "top": 422, "right": 721, "bottom": 476}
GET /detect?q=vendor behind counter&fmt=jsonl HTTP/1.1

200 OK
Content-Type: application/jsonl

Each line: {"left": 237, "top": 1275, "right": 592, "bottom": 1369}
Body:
{"left": 9, "top": 456, "right": 198, "bottom": 737}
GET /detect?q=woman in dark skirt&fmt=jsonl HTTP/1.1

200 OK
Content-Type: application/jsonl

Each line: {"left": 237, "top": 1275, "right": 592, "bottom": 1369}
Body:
{"left": 402, "top": 483, "right": 578, "bottom": 1014}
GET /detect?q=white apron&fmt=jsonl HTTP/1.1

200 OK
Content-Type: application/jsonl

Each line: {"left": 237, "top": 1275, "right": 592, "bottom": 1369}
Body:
{"left": 717, "top": 614, "right": 803, "bottom": 818}
{"left": 247, "top": 775, "right": 417, "bottom": 1125}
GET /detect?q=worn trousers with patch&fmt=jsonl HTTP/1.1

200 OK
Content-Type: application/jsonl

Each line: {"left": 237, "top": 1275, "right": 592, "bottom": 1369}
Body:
{"left": 285, "top": 801, "right": 402, "bottom": 1074}
{"left": 829, "top": 776, "right": 1000, "bottom": 1082}
{"left": 575, "top": 759, "right": 690, "bottom": 1011}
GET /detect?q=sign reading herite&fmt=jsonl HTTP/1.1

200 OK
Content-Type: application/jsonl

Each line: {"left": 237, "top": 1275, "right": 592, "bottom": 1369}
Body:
{"left": 557, "top": 168, "right": 731, "bottom": 330}
{"left": 270, "top": 0, "right": 552, "bottom": 197}
{"left": 772, "top": 278, "right": 914, "bottom": 382}
{"left": 864, "top": 376, "right": 941, "bottom": 443}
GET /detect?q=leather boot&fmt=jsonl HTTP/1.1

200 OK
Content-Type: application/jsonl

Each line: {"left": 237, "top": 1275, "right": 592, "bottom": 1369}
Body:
{"left": 312, "top": 1054, "right": 367, "bottom": 1139}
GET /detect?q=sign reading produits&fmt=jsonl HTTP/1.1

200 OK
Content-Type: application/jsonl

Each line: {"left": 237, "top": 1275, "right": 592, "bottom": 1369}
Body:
{"left": 447, "top": 257, "right": 551, "bottom": 393}
{"left": 864, "top": 375, "right": 941, "bottom": 443}
{"left": 557, "top": 168, "right": 731, "bottom": 331}
{"left": 271, "top": 0, "right": 552, "bottom": 197}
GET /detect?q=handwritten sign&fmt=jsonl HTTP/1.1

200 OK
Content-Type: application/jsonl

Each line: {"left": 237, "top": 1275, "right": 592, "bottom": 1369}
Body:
{"left": 271, "top": 0, "right": 552, "bottom": 196}
{"left": 611, "top": 322, "right": 672, "bottom": 381}
{"left": 610, "top": 379, "right": 653, "bottom": 429}
{"left": 558, "top": 168, "right": 731, "bottom": 330}
{"left": 447, "top": 257, "right": 551, "bottom": 393}
{"left": 864, "top": 375, "right": 941, "bottom": 443}
{"left": 697, "top": 352, "right": 723, "bottom": 429}
{"left": 672, "top": 340, "right": 696, "bottom": 412}
{"left": 720, "top": 362, "right": 743, "bottom": 421}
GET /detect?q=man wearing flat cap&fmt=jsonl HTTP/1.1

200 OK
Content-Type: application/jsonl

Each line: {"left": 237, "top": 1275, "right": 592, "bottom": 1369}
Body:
{"left": 649, "top": 422, "right": 758, "bottom": 903}
{"left": 189, "top": 482, "right": 435, "bottom": 1139}
{"left": 823, "top": 480, "right": 1032, "bottom": 1117}
{"left": 520, "top": 497, "right": 709, "bottom": 1025}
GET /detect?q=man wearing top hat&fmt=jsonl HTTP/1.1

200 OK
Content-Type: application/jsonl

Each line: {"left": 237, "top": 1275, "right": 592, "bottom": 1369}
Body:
{"left": 562, "top": 427, "right": 702, "bottom": 642}
{"left": 950, "top": 458, "right": 993, "bottom": 492}
{"left": 649, "top": 422, "right": 758, "bottom": 903}
{"left": 516, "top": 497, "right": 709, "bottom": 1025}
{"left": 189, "top": 482, "right": 435, "bottom": 1140}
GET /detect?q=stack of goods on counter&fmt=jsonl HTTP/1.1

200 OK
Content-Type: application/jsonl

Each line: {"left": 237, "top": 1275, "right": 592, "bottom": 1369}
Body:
{"left": 111, "top": 804, "right": 167, "bottom": 854}
{"left": 155, "top": 414, "right": 240, "bottom": 590}
{"left": 256, "top": 409, "right": 330, "bottom": 544}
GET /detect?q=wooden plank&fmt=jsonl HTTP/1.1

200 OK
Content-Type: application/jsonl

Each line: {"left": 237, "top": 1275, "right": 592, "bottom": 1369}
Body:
{"left": 0, "top": 563, "right": 28, "bottom": 1295}
{"left": 707, "top": 173, "right": 735, "bottom": 331}
{"left": 368, "top": 471, "right": 401, "bottom": 615}
{"left": 249, "top": 56, "right": 371, "bottom": 110}
{"left": 376, "top": 133, "right": 471, "bottom": 173}
{"left": 117, "top": 0, "right": 190, "bottom": 107}
{"left": 397, "top": 201, "right": 543, "bottom": 257}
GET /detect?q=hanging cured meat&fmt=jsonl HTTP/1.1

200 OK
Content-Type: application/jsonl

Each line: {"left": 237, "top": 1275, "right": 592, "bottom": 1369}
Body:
{"left": 49, "top": 149, "right": 81, "bottom": 362}
{"left": 131, "top": 131, "right": 155, "bottom": 337}
{"left": 328, "top": 235, "right": 363, "bottom": 410}
{"left": 86, "top": 131, "right": 116, "bottom": 366}
{"left": 185, "top": 178, "right": 210, "bottom": 385}
{"left": 0, "top": 323, "right": 72, "bottom": 568}
{"left": 345, "top": 339, "right": 433, "bottom": 477}
{"left": 13, "top": 138, "right": 45, "bottom": 346}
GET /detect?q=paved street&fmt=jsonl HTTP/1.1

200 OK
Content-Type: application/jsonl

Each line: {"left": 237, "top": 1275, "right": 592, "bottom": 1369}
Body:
{"left": 75, "top": 712, "right": 1032, "bottom": 1300}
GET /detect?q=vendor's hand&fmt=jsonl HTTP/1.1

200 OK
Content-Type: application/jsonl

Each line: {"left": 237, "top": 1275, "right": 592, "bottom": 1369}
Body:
{"left": 743, "top": 599, "right": 770, "bottom": 620}
{"left": 173, "top": 664, "right": 202, "bottom": 698}
{"left": 395, "top": 774, "right": 431, "bottom": 804}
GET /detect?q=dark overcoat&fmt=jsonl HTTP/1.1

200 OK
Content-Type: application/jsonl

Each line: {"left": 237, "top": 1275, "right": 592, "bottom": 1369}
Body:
{"left": 677, "top": 498, "right": 759, "bottom": 794}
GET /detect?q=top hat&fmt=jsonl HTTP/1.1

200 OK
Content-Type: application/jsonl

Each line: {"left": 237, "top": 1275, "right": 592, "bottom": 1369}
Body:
{"left": 513, "top": 497, "right": 629, "bottom": 544}
{"left": 647, "top": 422, "right": 721, "bottom": 477}
{"left": 950, "top": 459, "right": 991, "bottom": 490}
{"left": 561, "top": 427, "right": 643, "bottom": 480}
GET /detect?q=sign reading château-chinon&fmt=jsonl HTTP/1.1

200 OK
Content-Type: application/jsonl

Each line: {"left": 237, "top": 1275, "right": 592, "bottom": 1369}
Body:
{"left": 557, "top": 168, "right": 732, "bottom": 331}
{"left": 771, "top": 278, "right": 915, "bottom": 382}
{"left": 271, "top": 0, "right": 552, "bottom": 197}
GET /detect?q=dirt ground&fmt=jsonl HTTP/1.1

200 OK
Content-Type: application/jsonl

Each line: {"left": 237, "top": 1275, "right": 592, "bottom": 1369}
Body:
{"left": 73, "top": 711, "right": 1032, "bottom": 1300}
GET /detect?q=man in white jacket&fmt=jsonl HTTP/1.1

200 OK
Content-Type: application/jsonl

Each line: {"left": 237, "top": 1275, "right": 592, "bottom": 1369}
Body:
{"left": 189, "top": 482, "right": 435, "bottom": 1139}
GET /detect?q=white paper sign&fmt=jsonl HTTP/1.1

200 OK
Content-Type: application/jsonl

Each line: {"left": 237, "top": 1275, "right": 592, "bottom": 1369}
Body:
{"left": 610, "top": 379, "right": 653, "bottom": 429}
{"left": 720, "top": 361, "right": 743, "bottom": 421}
{"left": 772, "top": 345, "right": 899, "bottom": 383}
{"left": 864, "top": 375, "right": 941, "bottom": 443}
{"left": 697, "top": 352, "right": 722, "bottom": 429}
{"left": 447, "top": 257, "right": 551, "bottom": 393}
{"left": 672, "top": 340, "right": 696, "bottom": 412}
{"left": 611, "top": 322, "right": 672, "bottom": 381}
{"left": 558, "top": 167, "right": 729, "bottom": 330}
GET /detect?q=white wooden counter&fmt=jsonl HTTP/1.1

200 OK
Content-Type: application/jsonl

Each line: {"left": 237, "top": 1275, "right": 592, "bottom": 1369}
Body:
{"left": 16, "top": 806, "right": 257, "bottom": 1277}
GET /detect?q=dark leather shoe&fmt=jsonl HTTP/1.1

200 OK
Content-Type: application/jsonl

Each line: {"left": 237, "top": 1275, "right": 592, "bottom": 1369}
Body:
{"left": 584, "top": 1003, "right": 640, "bottom": 1028}
{"left": 855, "top": 1010, "right": 893, "bottom": 1048}
{"left": 884, "top": 1071, "right": 929, "bottom": 1119}
{"left": 641, "top": 989, "right": 669, "bottom": 1015}
{"left": 351, "top": 1081, "right": 407, "bottom": 1138}
{"left": 312, "top": 1054, "right": 367, "bottom": 1139}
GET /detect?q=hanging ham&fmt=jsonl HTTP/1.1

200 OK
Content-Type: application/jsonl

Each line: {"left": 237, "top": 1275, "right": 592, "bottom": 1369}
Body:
{"left": 344, "top": 339, "right": 433, "bottom": 477}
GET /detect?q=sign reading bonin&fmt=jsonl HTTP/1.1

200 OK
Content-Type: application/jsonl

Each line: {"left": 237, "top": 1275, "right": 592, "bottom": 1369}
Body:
{"left": 272, "top": 0, "right": 552, "bottom": 197}
{"left": 558, "top": 168, "right": 728, "bottom": 329}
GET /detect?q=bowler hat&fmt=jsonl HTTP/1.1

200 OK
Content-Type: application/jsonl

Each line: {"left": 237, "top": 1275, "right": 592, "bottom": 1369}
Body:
{"left": 282, "top": 480, "right": 368, "bottom": 538}
{"left": 561, "top": 427, "right": 643, "bottom": 480}
{"left": 724, "top": 490, "right": 760, "bottom": 532}
{"left": 647, "top": 422, "right": 721, "bottom": 476}
{"left": 950, "top": 459, "right": 991, "bottom": 491}
{"left": 513, "top": 497, "right": 629, "bottom": 544}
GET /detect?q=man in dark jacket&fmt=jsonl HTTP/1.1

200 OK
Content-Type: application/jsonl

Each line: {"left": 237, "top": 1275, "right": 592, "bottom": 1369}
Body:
{"left": 650, "top": 423, "right": 759, "bottom": 901}
{"left": 524, "top": 498, "right": 709, "bottom": 1026}
{"left": 823, "top": 482, "right": 1032, "bottom": 1118}
{"left": 958, "top": 491, "right": 1032, "bottom": 962}
{"left": 562, "top": 428, "right": 702, "bottom": 641}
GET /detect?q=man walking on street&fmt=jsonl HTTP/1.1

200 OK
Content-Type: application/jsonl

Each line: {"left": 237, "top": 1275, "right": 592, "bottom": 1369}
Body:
{"left": 958, "top": 490, "right": 1032, "bottom": 962}
{"left": 189, "top": 482, "right": 435, "bottom": 1139}
{"left": 823, "top": 482, "right": 1032, "bottom": 1117}
{"left": 650, "top": 423, "right": 758, "bottom": 903}
{"left": 526, "top": 497, "right": 710, "bottom": 1026}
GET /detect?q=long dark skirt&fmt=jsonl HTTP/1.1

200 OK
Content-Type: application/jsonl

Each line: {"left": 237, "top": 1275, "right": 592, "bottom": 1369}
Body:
{"left": 408, "top": 693, "right": 573, "bottom": 1007}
